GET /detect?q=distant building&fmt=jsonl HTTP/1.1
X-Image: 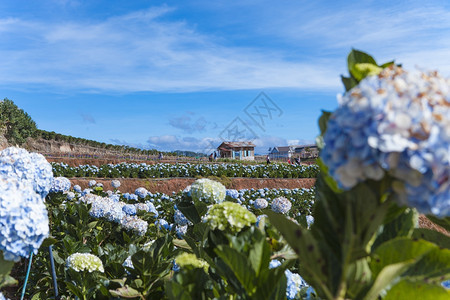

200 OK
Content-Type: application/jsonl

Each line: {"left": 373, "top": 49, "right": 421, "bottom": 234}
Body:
{"left": 294, "top": 144, "right": 319, "bottom": 159}
{"left": 269, "top": 144, "right": 319, "bottom": 160}
{"left": 268, "top": 146, "right": 296, "bottom": 160}
{"left": 217, "top": 141, "right": 255, "bottom": 160}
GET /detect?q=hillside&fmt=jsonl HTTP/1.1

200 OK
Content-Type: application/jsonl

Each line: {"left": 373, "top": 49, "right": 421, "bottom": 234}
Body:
{"left": 0, "top": 98, "right": 200, "bottom": 162}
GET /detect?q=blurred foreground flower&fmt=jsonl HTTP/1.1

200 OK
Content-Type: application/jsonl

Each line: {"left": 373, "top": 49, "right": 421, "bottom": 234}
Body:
{"left": 322, "top": 66, "right": 449, "bottom": 216}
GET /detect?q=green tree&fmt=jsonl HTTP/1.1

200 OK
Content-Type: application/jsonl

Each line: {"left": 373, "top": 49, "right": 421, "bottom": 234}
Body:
{"left": 0, "top": 98, "right": 37, "bottom": 145}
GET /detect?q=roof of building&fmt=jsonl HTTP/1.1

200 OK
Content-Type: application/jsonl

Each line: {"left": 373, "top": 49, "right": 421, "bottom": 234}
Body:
{"left": 218, "top": 141, "right": 256, "bottom": 149}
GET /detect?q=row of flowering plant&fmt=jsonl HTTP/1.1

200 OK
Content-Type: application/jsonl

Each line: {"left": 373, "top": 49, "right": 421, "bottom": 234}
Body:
{"left": 267, "top": 50, "right": 450, "bottom": 299}
{"left": 16, "top": 174, "right": 315, "bottom": 299}
{"left": 51, "top": 161, "right": 319, "bottom": 179}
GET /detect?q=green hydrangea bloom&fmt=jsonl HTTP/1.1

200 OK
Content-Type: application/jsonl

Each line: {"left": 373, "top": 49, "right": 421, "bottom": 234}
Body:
{"left": 66, "top": 253, "right": 104, "bottom": 273}
{"left": 205, "top": 201, "right": 256, "bottom": 233}
{"left": 175, "top": 252, "right": 209, "bottom": 272}
{"left": 190, "top": 178, "right": 226, "bottom": 204}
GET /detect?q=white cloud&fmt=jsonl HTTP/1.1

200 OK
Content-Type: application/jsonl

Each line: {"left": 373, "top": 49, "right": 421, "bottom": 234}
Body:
{"left": 0, "top": 6, "right": 340, "bottom": 93}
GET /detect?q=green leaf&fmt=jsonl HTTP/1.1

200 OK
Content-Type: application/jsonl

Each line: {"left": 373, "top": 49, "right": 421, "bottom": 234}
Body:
{"left": 372, "top": 208, "right": 418, "bottom": 250}
{"left": 341, "top": 75, "right": 358, "bottom": 91}
{"left": 318, "top": 110, "right": 332, "bottom": 136}
{"left": 412, "top": 228, "right": 450, "bottom": 249}
{"left": 40, "top": 236, "right": 58, "bottom": 248}
{"left": 0, "top": 254, "right": 14, "bottom": 276}
{"left": 109, "top": 285, "right": 143, "bottom": 299}
{"left": 177, "top": 201, "right": 202, "bottom": 224}
{"left": 350, "top": 63, "right": 383, "bottom": 81}
{"left": 371, "top": 237, "right": 436, "bottom": 277}
{"left": 364, "top": 261, "right": 415, "bottom": 300}
{"left": 403, "top": 247, "right": 450, "bottom": 282}
{"left": 384, "top": 280, "right": 450, "bottom": 300}
{"left": 214, "top": 245, "right": 256, "bottom": 294}
{"left": 248, "top": 230, "right": 271, "bottom": 277}
{"left": 347, "top": 49, "right": 377, "bottom": 76}
{"left": 173, "top": 239, "right": 192, "bottom": 251}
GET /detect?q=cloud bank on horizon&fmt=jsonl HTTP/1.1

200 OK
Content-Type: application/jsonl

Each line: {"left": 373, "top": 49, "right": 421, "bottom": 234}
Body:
{"left": 1, "top": 0, "right": 449, "bottom": 153}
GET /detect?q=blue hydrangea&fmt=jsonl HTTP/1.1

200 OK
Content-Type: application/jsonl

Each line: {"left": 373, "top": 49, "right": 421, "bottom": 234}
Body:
{"left": 271, "top": 197, "right": 292, "bottom": 214}
{"left": 155, "top": 219, "right": 172, "bottom": 230}
{"left": 73, "top": 185, "right": 82, "bottom": 193}
{"left": 50, "top": 177, "right": 71, "bottom": 193}
{"left": 442, "top": 280, "right": 450, "bottom": 289}
{"left": 321, "top": 66, "right": 450, "bottom": 217}
{"left": 111, "top": 180, "right": 121, "bottom": 189}
{"left": 145, "top": 201, "right": 159, "bottom": 217}
{"left": 176, "top": 225, "right": 188, "bottom": 238}
{"left": 270, "top": 259, "right": 308, "bottom": 300}
{"left": 226, "top": 189, "right": 239, "bottom": 199}
{"left": 67, "top": 192, "right": 75, "bottom": 200}
{"left": 122, "top": 204, "right": 137, "bottom": 216}
{"left": 120, "top": 216, "right": 148, "bottom": 236}
{"left": 0, "top": 147, "right": 53, "bottom": 197}
{"left": 0, "top": 178, "right": 49, "bottom": 262}
{"left": 109, "top": 194, "right": 120, "bottom": 202}
{"left": 174, "top": 210, "right": 189, "bottom": 226}
{"left": 256, "top": 214, "right": 267, "bottom": 227}
{"left": 88, "top": 180, "right": 96, "bottom": 187}
{"left": 82, "top": 188, "right": 92, "bottom": 196}
{"left": 254, "top": 198, "right": 268, "bottom": 209}
{"left": 135, "top": 187, "right": 148, "bottom": 199}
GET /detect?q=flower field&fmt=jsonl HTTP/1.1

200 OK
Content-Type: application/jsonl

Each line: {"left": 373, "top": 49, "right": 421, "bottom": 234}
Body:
{"left": 1, "top": 50, "right": 449, "bottom": 300}
{"left": 51, "top": 162, "right": 319, "bottom": 179}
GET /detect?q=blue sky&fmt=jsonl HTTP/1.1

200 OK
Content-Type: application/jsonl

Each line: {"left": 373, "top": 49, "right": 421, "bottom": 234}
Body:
{"left": 1, "top": 0, "right": 450, "bottom": 154}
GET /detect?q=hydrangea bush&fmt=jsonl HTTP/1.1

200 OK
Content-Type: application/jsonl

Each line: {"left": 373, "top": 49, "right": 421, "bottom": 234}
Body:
{"left": 268, "top": 49, "right": 450, "bottom": 300}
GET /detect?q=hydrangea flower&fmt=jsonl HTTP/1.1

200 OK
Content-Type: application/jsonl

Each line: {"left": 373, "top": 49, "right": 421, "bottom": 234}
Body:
{"left": 182, "top": 185, "right": 192, "bottom": 196}
{"left": 123, "top": 255, "right": 133, "bottom": 270}
{"left": 270, "top": 259, "right": 308, "bottom": 300}
{"left": 111, "top": 179, "right": 121, "bottom": 189}
{"left": 120, "top": 216, "right": 148, "bottom": 236}
{"left": 271, "top": 197, "right": 292, "bottom": 214}
{"left": 175, "top": 252, "right": 209, "bottom": 272}
{"left": 122, "top": 204, "right": 137, "bottom": 216}
{"left": 135, "top": 187, "right": 148, "bottom": 199}
{"left": 155, "top": 219, "right": 172, "bottom": 230}
{"left": 67, "top": 192, "right": 75, "bottom": 200}
{"left": 145, "top": 201, "right": 159, "bottom": 217}
{"left": 174, "top": 210, "right": 189, "bottom": 226}
{"left": 0, "top": 178, "right": 49, "bottom": 262}
{"left": 190, "top": 178, "right": 226, "bottom": 204}
{"left": 226, "top": 189, "right": 239, "bottom": 199}
{"left": 0, "top": 147, "right": 53, "bottom": 197}
{"left": 256, "top": 214, "right": 268, "bottom": 227}
{"left": 88, "top": 180, "right": 96, "bottom": 187}
{"left": 254, "top": 198, "right": 268, "bottom": 209}
{"left": 66, "top": 253, "right": 104, "bottom": 273}
{"left": 204, "top": 202, "right": 256, "bottom": 233}
{"left": 321, "top": 66, "right": 450, "bottom": 216}
{"left": 50, "top": 177, "right": 71, "bottom": 193}
{"left": 176, "top": 225, "right": 188, "bottom": 238}
{"left": 73, "top": 185, "right": 82, "bottom": 193}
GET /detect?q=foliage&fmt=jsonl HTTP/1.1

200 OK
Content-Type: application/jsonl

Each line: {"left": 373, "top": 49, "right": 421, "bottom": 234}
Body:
{"left": 0, "top": 98, "right": 37, "bottom": 145}
{"left": 52, "top": 161, "right": 319, "bottom": 179}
